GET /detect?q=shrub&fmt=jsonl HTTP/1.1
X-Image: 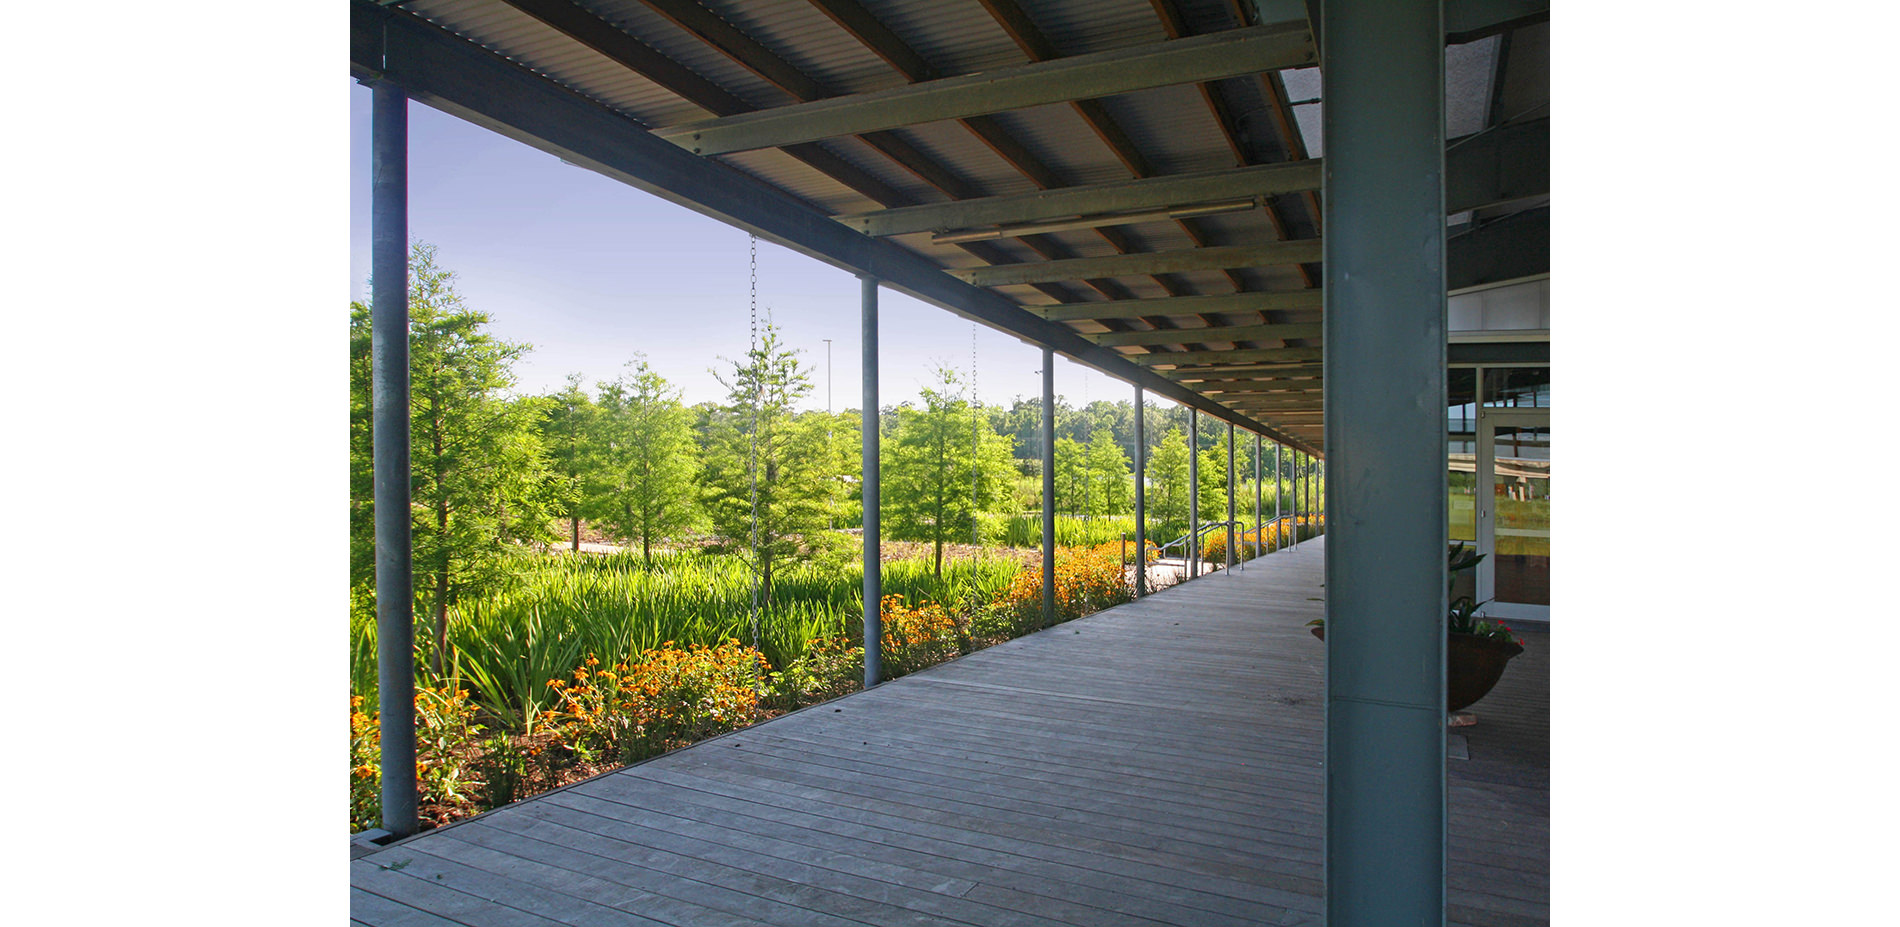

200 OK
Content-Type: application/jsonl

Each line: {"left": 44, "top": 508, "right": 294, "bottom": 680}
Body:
{"left": 545, "top": 642, "right": 770, "bottom": 765}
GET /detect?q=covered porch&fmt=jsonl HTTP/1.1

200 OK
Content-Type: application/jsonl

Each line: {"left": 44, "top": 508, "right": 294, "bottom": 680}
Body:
{"left": 352, "top": 539, "right": 1549, "bottom": 926}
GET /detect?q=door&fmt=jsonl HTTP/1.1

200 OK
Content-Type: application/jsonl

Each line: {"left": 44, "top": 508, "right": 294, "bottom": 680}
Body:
{"left": 1476, "top": 410, "right": 1549, "bottom": 621}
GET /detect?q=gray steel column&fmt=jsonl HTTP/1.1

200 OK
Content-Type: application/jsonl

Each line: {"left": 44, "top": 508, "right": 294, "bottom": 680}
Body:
{"left": 1290, "top": 451, "right": 1301, "bottom": 549}
{"left": 371, "top": 83, "right": 416, "bottom": 839}
{"left": 1040, "top": 347, "right": 1056, "bottom": 627}
{"left": 1253, "top": 434, "right": 1263, "bottom": 559}
{"left": 1188, "top": 409, "right": 1199, "bottom": 578}
{"left": 1274, "top": 442, "right": 1283, "bottom": 550}
{"left": 1322, "top": 1, "right": 1449, "bottom": 924}
{"left": 1225, "top": 423, "right": 1236, "bottom": 573}
{"left": 861, "top": 275, "right": 882, "bottom": 688}
{"left": 1133, "top": 385, "right": 1147, "bottom": 597}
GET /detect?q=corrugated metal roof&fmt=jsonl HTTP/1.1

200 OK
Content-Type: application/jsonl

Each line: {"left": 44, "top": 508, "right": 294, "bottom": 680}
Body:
{"left": 359, "top": 0, "right": 1547, "bottom": 448}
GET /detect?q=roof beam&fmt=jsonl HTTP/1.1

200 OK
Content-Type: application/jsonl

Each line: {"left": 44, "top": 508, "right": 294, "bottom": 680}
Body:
{"left": 1446, "top": 0, "right": 1549, "bottom": 44}
{"left": 951, "top": 240, "right": 1321, "bottom": 286}
{"left": 1083, "top": 322, "right": 1322, "bottom": 347}
{"left": 1446, "top": 118, "right": 1548, "bottom": 214}
{"left": 348, "top": 0, "right": 1317, "bottom": 455}
{"left": 1159, "top": 363, "right": 1322, "bottom": 380}
{"left": 1032, "top": 290, "right": 1322, "bottom": 322}
{"left": 836, "top": 118, "right": 1537, "bottom": 238}
{"left": 835, "top": 160, "right": 1321, "bottom": 237}
{"left": 1127, "top": 347, "right": 1323, "bottom": 366}
{"left": 653, "top": 23, "right": 1316, "bottom": 155}
{"left": 1447, "top": 206, "right": 1549, "bottom": 291}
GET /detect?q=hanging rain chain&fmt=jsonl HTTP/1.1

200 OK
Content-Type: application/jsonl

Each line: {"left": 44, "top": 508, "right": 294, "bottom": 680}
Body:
{"left": 748, "top": 234, "right": 761, "bottom": 649}
{"left": 971, "top": 323, "right": 980, "bottom": 546}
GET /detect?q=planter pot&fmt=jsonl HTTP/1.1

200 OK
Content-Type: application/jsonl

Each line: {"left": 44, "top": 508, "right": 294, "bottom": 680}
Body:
{"left": 1308, "top": 627, "right": 1523, "bottom": 712}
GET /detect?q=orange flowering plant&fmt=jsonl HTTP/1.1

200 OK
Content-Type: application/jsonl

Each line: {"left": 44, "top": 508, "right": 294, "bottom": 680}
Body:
{"left": 545, "top": 642, "right": 771, "bottom": 765}
{"left": 878, "top": 595, "right": 961, "bottom": 677}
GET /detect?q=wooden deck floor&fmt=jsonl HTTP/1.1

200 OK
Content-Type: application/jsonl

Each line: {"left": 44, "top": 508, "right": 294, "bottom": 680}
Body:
{"left": 352, "top": 538, "right": 1549, "bottom": 926}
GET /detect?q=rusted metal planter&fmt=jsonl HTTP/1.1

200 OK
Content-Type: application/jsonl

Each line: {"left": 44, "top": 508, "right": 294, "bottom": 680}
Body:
{"left": 1310, "top": 627, "right": 1524, "bottom": 712}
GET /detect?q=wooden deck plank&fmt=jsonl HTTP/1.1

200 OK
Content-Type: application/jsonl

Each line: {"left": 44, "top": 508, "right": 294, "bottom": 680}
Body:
{"left": 354, "top": 539, "right": 1548, "bottom": 925}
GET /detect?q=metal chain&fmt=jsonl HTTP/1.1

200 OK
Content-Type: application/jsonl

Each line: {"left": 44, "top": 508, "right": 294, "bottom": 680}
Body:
{"left": 747, "top": 235, "right": 760, "bottom": 649}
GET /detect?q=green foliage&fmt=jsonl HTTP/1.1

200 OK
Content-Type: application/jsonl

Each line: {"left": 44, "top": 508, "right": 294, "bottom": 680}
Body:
{"left": 886, "top": 366, "right": 1016, "bottom": 574}
{"left": 539, "top": 373, "right": 596, "bottom": 551}
{"left": 591, "top": 359, "right": 702, "bottom": 562}
{"left": 423, "top": 549, "right": 1021, "bottom": 732}
{"left": 1197, "top": 444, "right": 1229, "bottom": 522}
{"left": 349, "top": 242, "right": 554, "bottom": 675}
{"left": 701, "top": 323, "right": 836, "bottom": 618}
{"left": 1146, "top": 431, "right": 1192, "bottom": 530}
{"left": 1000, "top": 513, "right": 1137, "bottom": 549}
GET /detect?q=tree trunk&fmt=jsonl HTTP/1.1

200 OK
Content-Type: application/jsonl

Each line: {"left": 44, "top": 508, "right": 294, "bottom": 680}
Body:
{"left": 571, "top": 516, "right": 580, "bottom": 552}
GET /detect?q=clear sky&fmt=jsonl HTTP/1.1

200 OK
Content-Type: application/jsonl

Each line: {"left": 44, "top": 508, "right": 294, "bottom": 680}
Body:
{"left": 347, "top": 82, "right": 1144, "bottom": 414}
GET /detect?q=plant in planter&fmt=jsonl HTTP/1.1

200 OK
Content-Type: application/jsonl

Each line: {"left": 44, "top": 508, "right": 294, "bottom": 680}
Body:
{"left": 1308, "top": 542, "right": 1526, "bottom": 712}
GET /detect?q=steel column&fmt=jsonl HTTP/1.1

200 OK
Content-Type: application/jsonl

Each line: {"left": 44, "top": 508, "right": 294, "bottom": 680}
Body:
{"left": 370, "top": 83, "right": 417, "bottom": 839}
{"left": 861, "top": 275, "right": 882, "bottom": 688}
{"left": 1253, "top": 434, "right": 1263, "bottom": 559}
{"left": 1188, "top": 409, "right": 1199, "bottom": 578}
{"left": 1322, "top": 2, "right": 1449, "bottom": 924}
{"left": 1274, "top": 442, "right": 1283, "bottom": 550}
{"left": 1225, "top": 423, "right": 1236, "bottom": 573}
{"left": 1040, "top": 347, "right": 1056, "bottom": 627}
{"left": 1133, "top": 385, "right": 1147, "bottom": 598}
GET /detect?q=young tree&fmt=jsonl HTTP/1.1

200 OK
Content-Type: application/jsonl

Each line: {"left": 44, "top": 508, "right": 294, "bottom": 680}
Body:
{"left": 795, "top": 408, "right": 861, "bottom": 530}
{"left": 701, "top": 324, "right": 832, "bottom": 617}
{"left": 1198, "top": 443, "right": 1229, "bottom": 525}
{"left": 886, "top": 367, "right": 1015, "bottom": 576}
{"left": 592, "top": 359, "right": 701, "bottom": 563}
{"left": 1052, "top": 436, "right": 1090, "bottom": 517}
{"left": 539, "top": 373, "right": 596, "bottom": 552}
{"left": 1084, "top": 427, "right": 1132, "bottom": 515}
{"left": 1146, "top": 431, "right": 1193, "bottom": 535}
{"left": 349, "top": 243, "right": 553, "bottom": 675}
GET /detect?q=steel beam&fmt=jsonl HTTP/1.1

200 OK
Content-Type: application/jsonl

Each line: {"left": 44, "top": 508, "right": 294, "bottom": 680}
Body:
{"left": 836, "top": 160, "right": 1321, "bottom": 236}
{"left": 1445, "top": 0, "right": 1548, "bottom": 42}
{"left": 1127, "top": 347, "right": 1323, "bottom": 366}
{"left": 1041, "top": 347, "right": 1056, "bottom": 627}
{"left": 838, "top": 114, "right": 1540, "bottom": 238}
{"left": 1084, "top": 322, "right": 1322, "bottom": 348}
{"left": 950, "top": 240, "right": 1321, "bottom": 287}
{"left": 370, "top": 83, "right": 417, "bottom": 839}
{"left": 1446, "top": 118, "right": 1548, "bottom": 214}
{"left": 1447, "top": 206, "right": 1549, "bottom": 291}
{"left": 1134, "top": 385, "right": 1147, "bottom": 597}
{"left": 1159, "top": 363, "right": 1323, "bottom": 380}
{"left": 347, "top": 0, "right": 1317, "bottom": 456}
{"left": 1322, "top": 2, "right": 1448, "bottom": 924}
{"left": 861, "top": 275, "right": 882, "bottom": 688}
{"left": 1031, "top": 290, "right": 1323, "bottom": 322}
{"left": 654, "top": 23, "right": 1316, "bottom": 155}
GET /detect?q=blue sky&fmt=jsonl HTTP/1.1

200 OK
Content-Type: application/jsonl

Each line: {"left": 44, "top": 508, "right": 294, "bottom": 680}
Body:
{"left": 348, "top": 82, "right": 1136, "bottom": 413}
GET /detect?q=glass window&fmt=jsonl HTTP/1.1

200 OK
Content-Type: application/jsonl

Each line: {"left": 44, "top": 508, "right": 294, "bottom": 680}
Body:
{"left": 1482, "top": 366, "right": 1550, "bottom": 408}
